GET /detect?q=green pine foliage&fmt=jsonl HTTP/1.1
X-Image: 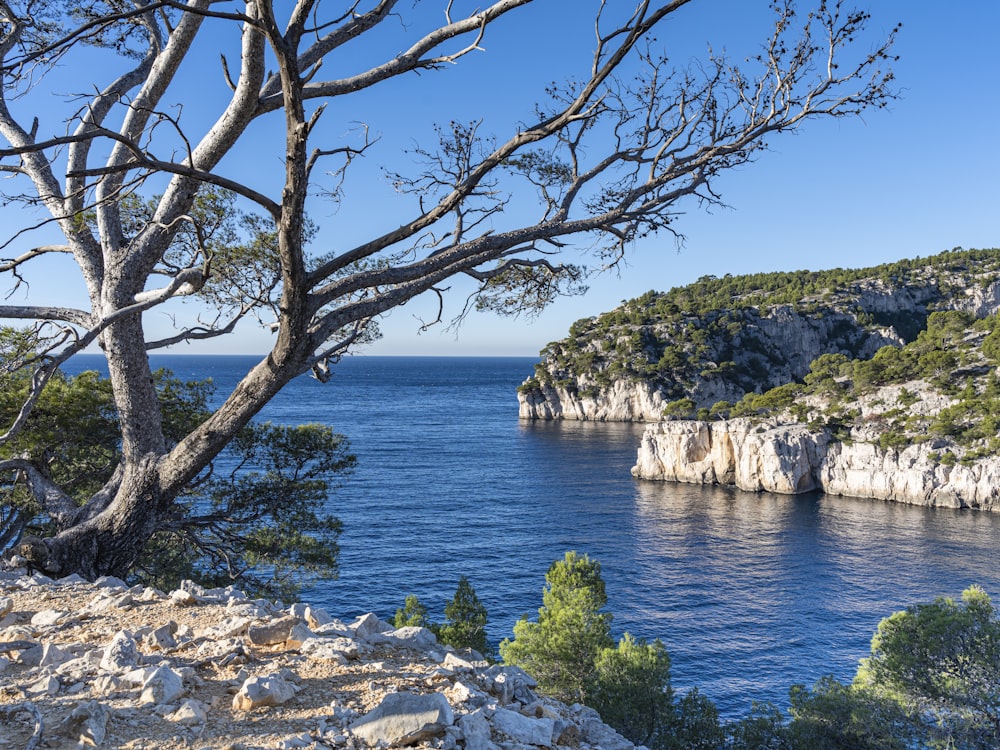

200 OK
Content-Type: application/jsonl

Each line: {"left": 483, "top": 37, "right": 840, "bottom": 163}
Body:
{"left": 854, "top": 586, "right": 1000, "bottom": 749}
{"left": 437, "top": 575, "right": 492, "bottom": 658}
{"left": 393, "top": 577, "right": 493, "bottom": 658}
{"left": 394, "top": 594, "right": 430, "bottom": 628}
{"left": 589, "top": 634, "right": 675, "bottom": 748}
{"left": 0, "top": 341, "right": 352, "bottom": 602}
{"left": 500, "top": 551, "right": 614, "bottom": 704}
{"left": 528, "top": 248, "right": 1000, "bottom": 415}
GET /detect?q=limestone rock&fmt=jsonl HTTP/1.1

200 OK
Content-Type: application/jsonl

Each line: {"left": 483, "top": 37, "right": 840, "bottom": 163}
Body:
{"left": 26, "top": 674, "right": 60, "bottom": 696}
{"left": 349, "top": 692, "right": 454, "bottom": 746}
{"left": 30, "top": 609, "right": 67, "bottom": 627}
{"left": 572, "top": 704, "right": 634, "bottom": 750}
{"left": 39, "top": 642, "right": 73, "bottom": 668}
{"left": 139, "top": 665, "right": 185, "bottom": 705}
{"left": 170, "top": 588, "right": 198, "bottom": 607}
{"left": 247, "top": 615, "right": 302, "bottom": 646}
{"left": 232, "top": 672, "right": 298, "bottom": 711}
{"left": 350, "top": 612, "right": 393, "bottom": 639}
{"left": 633, "top": 417, "right": 1000, "bottom": 511}
{"left": 167, "top": 698, "right": 208, "bottom": 725}
{"left": 99, "top": 630, "right": 139, "bottom": 673}
{"left": 144, "top": 622, "right": 178, "bottom": 651}
{"left": 458, "top": 709, "right": 497, "bottom": 750}
{"left": 369, "top": 626, "right": 437, "bottom": 651}
{"left": 57, "top": 700, "right": 110, "bottom": 746}
{"left": 491, "top": 707, "right": 555, "bottom": 746}
{"left": 0, "top": 596, "right": 13, "bottom": 618}
{"left": 479, "top": 665, "right": 538, "bottom": 705}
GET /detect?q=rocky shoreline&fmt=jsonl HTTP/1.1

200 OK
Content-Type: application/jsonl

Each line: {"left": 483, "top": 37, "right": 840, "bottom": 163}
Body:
{"left": 0, "top": 571, "right": 634, "bottom": 750}
{"left": 632, "top": 418, "right": 1000, "bottom": 511}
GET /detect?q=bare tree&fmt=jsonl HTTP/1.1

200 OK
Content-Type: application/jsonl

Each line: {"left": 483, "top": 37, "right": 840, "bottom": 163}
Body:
{"left": 0, "top": 0, "right": 898, "bottom": 578}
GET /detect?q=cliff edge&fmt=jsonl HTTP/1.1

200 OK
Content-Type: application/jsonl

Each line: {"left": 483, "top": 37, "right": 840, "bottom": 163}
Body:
{"left": 0, "top": 572, "right": 633, "bottom": 750}
{"left": 519, "top": 248, "right": 1000, "bottom": 422}
{"left": 632, "top": 418, "right": 1000, "bottom": 511}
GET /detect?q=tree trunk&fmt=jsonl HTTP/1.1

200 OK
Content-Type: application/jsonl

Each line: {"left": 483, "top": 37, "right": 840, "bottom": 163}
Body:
{"left": 19, "top": 456, "right": 165, "bottom": 579}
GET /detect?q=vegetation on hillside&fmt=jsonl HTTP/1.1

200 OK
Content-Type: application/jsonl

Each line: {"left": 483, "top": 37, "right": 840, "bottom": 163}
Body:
{"left": 521, "top": 248, "right": 1000, "bottom": 408}
{"left": 713, "top": 310, "right": 1000, "bottom": 463}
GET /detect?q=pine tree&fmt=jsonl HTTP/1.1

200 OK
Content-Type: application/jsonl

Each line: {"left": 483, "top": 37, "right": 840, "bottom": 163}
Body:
{"left": 436, "top": 575, "right": 492, "bottom": 658}
{"left": 499, "top": 551, "right": 613, "bottom": 703}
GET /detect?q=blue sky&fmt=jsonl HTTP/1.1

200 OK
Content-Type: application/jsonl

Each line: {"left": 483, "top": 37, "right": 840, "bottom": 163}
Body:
{"left": 368, "top": 1, "right": 1000, "bottom": 356}
{"left": 3, "top": 2, "right": 999, "bottom": 357}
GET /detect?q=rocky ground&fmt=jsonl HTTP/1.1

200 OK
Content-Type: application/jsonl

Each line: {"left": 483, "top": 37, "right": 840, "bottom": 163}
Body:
{"left": 0, "top": 571, "right": 633, "bottom": 750}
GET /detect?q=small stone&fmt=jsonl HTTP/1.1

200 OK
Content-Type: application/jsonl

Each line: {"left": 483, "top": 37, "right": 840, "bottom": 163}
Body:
{"left": 145, "top": 622, "right": 178, "bottom": 651}
{"left": 170, "top": 589, "right": 198, "bottom": 607}
{"left": 0, "top": 597, "right": 12, "bottom": 618}
{"left": 121, "top": 666, "right": 156, "bottom": 686}
{"left": 350, "top": 692, "right": 454, "bottom": 746}
{"left": 13, "top": 641, "right": 43, "bottom": 667}
{"left": 458, "top": 710, "right": 496, "bottom": 750}
{"left": 92, "top": 674, "right": 125, "bottom": 696}
{"left": 441, "top": 651, "right": 475, "bottom": 672}
{"left": 167, "top": 698, "right": 208, "bottom": 725}
{"left": 30, "top": 608, "right": 66, "bottom": 627}
{"left": 278, "top": 733, "right": 313, "bottom": 749}
{"left": 26, "top": 674, "right": 60, "bottom": 696}
{"left": 56, "top": 573, "right": 88, "bottom": 585}
{"left": 350, "top": 612, "right": 392, "bottom": 639}
{"left": 305, "top": 605, "right": 334, "bottom": 628}
{"left": 40, "top": 642, "right": 73, "bottom": 668}
{"left": 100, "top": 630, "right": 140, "bottom": 673}
{"left": 139, "top": 665, "right": 185, "bottom": 705}
{"left": 232, "top": 672, "right": 298, "bottom": 711}
{"left": 491, "top": 708, "right": 555, "bottom": 746}
{"left": 204, "top": 616, "right": 251, "bottom": 640}
{"left": 58, "top": 700, "right": 111, "bottom": 746}
{"left": 285, "top": 621, "right": 313, "bottom": 649}
{"left": 94, "top": 575, "right": 129, "bottom": 590}
{"left": 111, "top": 592, "right": 136, "bottom": 608}
{"left": 299, "top": 640, "right": 349, "bottom": 664}
{"left": 247, "top": 615, "right": 301, "bottom": 646}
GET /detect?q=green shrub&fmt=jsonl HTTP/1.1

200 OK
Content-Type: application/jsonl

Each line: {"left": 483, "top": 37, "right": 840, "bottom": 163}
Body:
{"left": 394, "top": 594, "right": 430, "bottom": 628}
{"left": 589, "top": 634, "right": 674, "bottom": 747}
{"left": 499, "top": 551, "right": 613, "bottom": 704}
{"left": 436, "top": 575, "right": 492, "bottom": 658}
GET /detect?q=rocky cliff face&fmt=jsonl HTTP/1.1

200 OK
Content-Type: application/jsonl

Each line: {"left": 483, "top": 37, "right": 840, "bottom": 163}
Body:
{"left": 518, "top": 302, "right": 908, "bottom": 422}
{"left": 518, "top": 379, "right": 669, "bottom": 422}
{"left": 632, "top": 418, "right": 1000, "bottom": 511}
{"left": 519, "top": 250, "right": 1000, "bottom": 423}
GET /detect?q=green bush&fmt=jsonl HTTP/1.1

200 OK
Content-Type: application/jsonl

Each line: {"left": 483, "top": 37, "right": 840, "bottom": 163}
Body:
{"left": 500, "top": 553, "right": 727, "bottom": 749}
{"left": 394, "top": 594, "right": 430, "bottom": 628}
{"left": 437, "top": 575, "right": 492, "bottom": 658}
{"left": 394, "top": 577, "right": 493, "bottom": 658}
{"left": 855, "top": 586, "right": 1000, "bottom": 749}
{"left": 589, "top": 634, "right": 674, "bottom": 747}
{"left": 500, "top": 551, "right": 613, "bottom": 704}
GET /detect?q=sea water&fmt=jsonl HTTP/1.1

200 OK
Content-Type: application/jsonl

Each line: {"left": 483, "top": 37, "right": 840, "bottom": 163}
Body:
{"left": 65, "top": 354, "right": 1000, "bottom": 717}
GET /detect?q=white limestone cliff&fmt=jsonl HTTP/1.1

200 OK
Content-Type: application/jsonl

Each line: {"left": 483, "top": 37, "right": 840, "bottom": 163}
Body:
{"left": 632, "top": 418, "right": 1000, "bottom": 511}
{"left": 518, "top": 379, "right": 668, "bottom": 422}
{"left": 520, "top": 275, "right": 1000, "bottom": 424}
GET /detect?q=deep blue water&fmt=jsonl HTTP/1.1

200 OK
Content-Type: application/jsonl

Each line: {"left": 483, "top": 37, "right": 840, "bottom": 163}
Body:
{"left": 66, "top": 354, "right": 1000, "bottom": 717}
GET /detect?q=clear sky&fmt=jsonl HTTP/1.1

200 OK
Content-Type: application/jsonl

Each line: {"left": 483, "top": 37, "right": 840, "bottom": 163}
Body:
{"left": 3, "top": 1, "right": 998, "bottom": 358}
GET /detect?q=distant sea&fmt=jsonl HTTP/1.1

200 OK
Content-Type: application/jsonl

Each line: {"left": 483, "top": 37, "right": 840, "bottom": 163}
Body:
{"left": 66, "top": 354, "right": 1000, "bottom": 718}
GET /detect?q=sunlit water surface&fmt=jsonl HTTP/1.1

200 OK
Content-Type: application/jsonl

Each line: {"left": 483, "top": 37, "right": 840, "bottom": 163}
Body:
{"left": 68, "top": 355, "right": 1000, "bottom": 717}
